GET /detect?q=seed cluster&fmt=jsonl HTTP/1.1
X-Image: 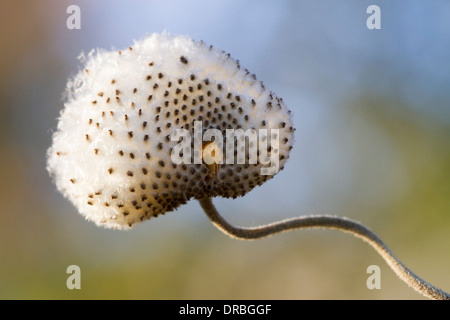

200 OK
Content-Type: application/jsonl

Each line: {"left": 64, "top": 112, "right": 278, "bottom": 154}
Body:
{"left": 47, "top": 33, "right": 294, "bottom": 230}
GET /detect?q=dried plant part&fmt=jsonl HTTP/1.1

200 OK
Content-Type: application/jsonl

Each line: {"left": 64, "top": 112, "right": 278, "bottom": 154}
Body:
{"left": 47, "top": 33, "right": 294, "bottom": 229}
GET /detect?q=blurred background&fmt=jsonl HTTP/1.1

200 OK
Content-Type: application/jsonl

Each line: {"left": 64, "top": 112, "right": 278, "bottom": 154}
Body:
{"left": 0, "top": 0, "right": 449, "bottom": 299}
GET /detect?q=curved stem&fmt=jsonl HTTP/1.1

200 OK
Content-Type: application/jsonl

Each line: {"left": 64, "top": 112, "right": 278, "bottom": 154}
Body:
{"left": 199, "top": 197, "right": 450, "bottom": 300}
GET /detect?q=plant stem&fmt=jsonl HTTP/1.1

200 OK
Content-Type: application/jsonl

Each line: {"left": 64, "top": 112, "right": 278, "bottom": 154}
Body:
{"left": 199, "top": 197, "right": 450, "bottom": 300}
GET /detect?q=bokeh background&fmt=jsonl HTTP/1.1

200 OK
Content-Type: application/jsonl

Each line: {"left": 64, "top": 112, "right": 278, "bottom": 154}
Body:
{"left": 0, "top": 0, "right": 449, "bottom": 300}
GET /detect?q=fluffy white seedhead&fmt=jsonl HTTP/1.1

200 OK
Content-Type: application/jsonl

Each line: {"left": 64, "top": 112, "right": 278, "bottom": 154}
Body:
{"left": 47, "top": 33, "right": 294, "bottom": 229}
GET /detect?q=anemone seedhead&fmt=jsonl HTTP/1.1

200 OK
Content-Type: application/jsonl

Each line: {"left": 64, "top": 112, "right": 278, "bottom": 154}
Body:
{"left": 47, "top": 33, "right": 294, "bottom": 229}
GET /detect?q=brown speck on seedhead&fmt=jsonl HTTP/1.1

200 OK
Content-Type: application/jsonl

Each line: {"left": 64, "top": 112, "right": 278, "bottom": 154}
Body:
{"left": 180, "top": 56, "right": 188, "bottom": 64}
